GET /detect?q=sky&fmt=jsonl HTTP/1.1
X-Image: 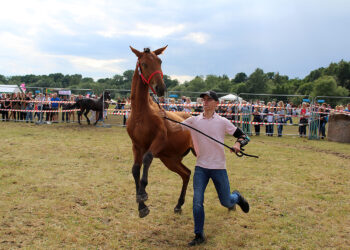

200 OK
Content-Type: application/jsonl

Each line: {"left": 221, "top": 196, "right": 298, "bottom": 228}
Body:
{"left": 1, "top": 0, "right": 350, "bottom": 83}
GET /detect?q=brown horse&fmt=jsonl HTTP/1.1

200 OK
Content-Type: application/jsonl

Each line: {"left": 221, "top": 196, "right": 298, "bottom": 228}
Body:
{"left": 127, "top": 46, "right": 195, "bottom": 218}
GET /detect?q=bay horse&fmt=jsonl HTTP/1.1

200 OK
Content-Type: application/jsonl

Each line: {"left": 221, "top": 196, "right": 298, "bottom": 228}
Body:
{"left": 69, "top": 91, "right": 111, "bottom": 125}
{"left": 127, "top": 46, "right": 195, "bottom": 218}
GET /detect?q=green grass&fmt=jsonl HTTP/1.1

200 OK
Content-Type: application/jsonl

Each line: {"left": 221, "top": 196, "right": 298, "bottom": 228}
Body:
{"left": 0, "top": 122, "right": 349, "bottom": 249}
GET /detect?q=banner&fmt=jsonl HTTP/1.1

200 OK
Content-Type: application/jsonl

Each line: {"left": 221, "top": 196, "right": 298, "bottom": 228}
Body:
{"left": 58, "top": 90, "right": 71, "bottom": 95}
{"left": 20, "top": 83, "right": 26, "bottom": 92}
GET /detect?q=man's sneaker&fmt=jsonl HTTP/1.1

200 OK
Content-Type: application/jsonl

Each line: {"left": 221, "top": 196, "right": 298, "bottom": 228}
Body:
{"left": 188, "top": 233, "right": 206, "bottom": 246}
{"left": 228, "top": 204, "right": 236, "bottom": 211}
{"left": 233, "top": 190, "right": 250, "bottom": 213}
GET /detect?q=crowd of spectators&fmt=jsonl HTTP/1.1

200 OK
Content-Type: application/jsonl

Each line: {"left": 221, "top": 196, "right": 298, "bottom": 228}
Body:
{"left": 2, "top": 92, "right": 350, "bottom": 138}
{"left": 137, "top": 96, "right": 350, "bottom": 138}
{"left": 0, "top": 92, "right": 85, "bottom": 123}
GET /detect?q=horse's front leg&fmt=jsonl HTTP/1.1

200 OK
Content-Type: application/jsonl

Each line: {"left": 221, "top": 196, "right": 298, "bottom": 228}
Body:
{"left": 131, "top": 145, "right": 149, "bottom": 218}
{"left": 94, "top": 111, "right": 102, "bottom": 126}
{"left": 78, "top": 110, "right": 82, "bottom": 125}
{"left": 137, "top": 131, "right": 166, "bottom": 204}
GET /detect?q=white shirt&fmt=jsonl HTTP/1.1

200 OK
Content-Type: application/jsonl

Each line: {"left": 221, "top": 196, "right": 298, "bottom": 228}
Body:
{"left": 182, "top": 113, "right": 237, "bottom": 169}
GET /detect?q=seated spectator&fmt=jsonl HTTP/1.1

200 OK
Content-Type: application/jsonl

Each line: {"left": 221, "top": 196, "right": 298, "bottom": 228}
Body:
{"left": 168, "top": 98, "right": 178, "bottom": 112}
{"left": 345, "top": 103, "right": 350, "bottom": 112}
{"left": 183, "top": 97, "right": 192, "bottom": 113}
{"left": 158, "top": 96, "right": 168, "bottom": 110}
{"left": 193, "top": 97, "right": 203, "bottom": 115}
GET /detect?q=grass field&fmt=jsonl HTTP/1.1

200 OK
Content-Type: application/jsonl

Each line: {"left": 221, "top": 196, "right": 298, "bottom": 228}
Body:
{"left": 0, "top": 122, "right": 349, "bottom": 249}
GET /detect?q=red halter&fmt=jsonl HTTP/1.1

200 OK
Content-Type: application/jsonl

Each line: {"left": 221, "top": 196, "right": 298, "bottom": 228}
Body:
{"left": 137, "top": 61, "right": 163, "bottom": 95}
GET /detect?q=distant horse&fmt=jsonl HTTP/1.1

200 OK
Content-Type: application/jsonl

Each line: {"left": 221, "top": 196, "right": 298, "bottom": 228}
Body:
{"left": 127, "top": 46, "right": 195, "bottom": 218}
{"left": 69, "top": 92, "right": 111, "bottom": 125}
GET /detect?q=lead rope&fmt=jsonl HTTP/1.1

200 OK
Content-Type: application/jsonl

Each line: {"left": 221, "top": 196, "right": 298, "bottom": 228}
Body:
{"left": 151, "top": 95, "right": 258, "bottom": 158}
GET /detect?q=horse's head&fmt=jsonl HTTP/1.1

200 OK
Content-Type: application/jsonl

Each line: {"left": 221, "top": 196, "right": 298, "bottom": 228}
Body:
{"left": 104, "top": 91, "right": 111, "bottom": 101}
{"left": 130, "top": 45, "right": 167, "bottom": 97}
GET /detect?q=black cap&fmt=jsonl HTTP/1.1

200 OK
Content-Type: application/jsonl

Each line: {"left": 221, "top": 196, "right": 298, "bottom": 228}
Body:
{"left": 200, "top": 90, "right": 219, "bottom": 101}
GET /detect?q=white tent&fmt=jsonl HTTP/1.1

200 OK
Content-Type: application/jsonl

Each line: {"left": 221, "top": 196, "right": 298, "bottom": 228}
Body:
{"left": 0, "top": 84, "right": 22, "bottom": 93}
{"left": 219, "top": 94, "right": 242, "bottom": 102}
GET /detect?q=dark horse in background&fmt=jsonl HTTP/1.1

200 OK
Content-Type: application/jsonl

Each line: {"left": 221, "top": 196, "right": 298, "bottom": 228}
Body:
{"left": 127, "top": 46, "right": 195, "bottom": 218}
{"left": 68, "top": 91, "right": 111, "bottom": 125}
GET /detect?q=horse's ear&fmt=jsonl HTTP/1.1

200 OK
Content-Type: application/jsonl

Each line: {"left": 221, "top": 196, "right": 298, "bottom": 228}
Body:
{"left": 153, "top": 45, "right": 168, "bottom": 55}
{"left": 130, "top": 46, "right": 142, "bottom": 58}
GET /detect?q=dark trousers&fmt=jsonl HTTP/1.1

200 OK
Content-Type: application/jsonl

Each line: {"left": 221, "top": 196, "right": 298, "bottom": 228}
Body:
{"left": 319, "top": 122, "right": 326, "bottom": 137}
{"left": 62, "top": 112, "right": 69, "bottom": 122}
{"left": 254, "top": 125, "right": 260, "bottom": 135}
{"left": 1, "top": 110, "right": 9, "bottom": 121}
{"left": 266, "top": 124, "right": 274, "bottom": 136}
{"left": 299, "top": 125, "right": 307, "bottom": 136}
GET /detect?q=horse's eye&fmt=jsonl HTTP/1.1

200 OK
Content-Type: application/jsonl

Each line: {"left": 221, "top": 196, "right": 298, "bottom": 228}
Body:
{"left": 142, "top": 63, "right": 147, "bottom": 68}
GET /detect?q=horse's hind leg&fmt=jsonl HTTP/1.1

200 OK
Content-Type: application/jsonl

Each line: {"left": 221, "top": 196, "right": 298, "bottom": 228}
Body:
{"left": 160, "top": 157, "right": 191, "bottom": 214}
{"left": 84, "top": 109, "right": 90, "bottom": 125}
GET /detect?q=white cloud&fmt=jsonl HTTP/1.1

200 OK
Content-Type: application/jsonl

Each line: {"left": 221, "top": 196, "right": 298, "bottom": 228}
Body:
{"left": 98, "top": 23, "right": 185, "bottom": 39}
{"left": 183, "top": 32, "right": 209, "bottom": 44}
{"left": 1, "top": 0, "right": 350, "bottom": 80}
{"left": 0, "top": 31, "right": 125, "bottom": 76}
{"left": 170, "top": 74, "right": 194, "bottom": 84}
{"left": 58, "top": 55, "right": 125, "bottom": 73}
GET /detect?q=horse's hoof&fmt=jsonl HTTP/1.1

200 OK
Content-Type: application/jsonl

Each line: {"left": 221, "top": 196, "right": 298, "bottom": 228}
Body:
{"left": 136, "top": 193, "right": 148, "bottom": 203}
{"left": 139, "top": 207, "right": 150, "bottom": 218}
{"left": 174, "top": 207, "right": 182, "bottom": 214}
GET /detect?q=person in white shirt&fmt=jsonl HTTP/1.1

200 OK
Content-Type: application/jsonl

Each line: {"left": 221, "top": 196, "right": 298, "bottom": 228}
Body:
{"left": 161, "top": 90, "right": 250, "bottom": 246}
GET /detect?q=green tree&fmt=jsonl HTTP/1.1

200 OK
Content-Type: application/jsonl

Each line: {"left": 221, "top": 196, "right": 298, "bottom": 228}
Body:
{"left": 234, "top": 82, "right": 247, "bottom": 94}
{"left": 81, "top": 77, "right": 94, "bottom": 83}
{"left": 311, "top": 76, "right": 349, "bottom": 97}
{"left": 304, "top": 68, "right": 324, "bottom": 82}
{"left": 186, "top": 76, "right": 205, "bottom": 92}
{"left": 0, "top": 74, "right": 7, "bottom": 84}
{"left": 163, "top": 75, "right": 179, "bottom": 89}
{"left": 246, "top": 68, "right": 268, "bottom": 93}
{"left": 336, "top": 60, "right": 350, "bottom": 90}
{"left": 297, "top": 82, "right": 314, "bottom": 95}
{"left": 232, "top": 72, "right": 247, "bottom": 83}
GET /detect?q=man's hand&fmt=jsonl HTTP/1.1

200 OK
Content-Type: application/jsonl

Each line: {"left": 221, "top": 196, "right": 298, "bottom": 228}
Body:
{"left": 230, "top": 141, "right": 241, "bottom": 153}
{"left": 159, "top": 109, "right": 167, "bottom": 118}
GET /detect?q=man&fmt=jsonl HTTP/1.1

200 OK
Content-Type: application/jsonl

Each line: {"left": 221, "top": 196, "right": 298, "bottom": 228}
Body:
{"left": 161, "top": 90, "right": 250, "bottom": 246}
{"left": 35, "top": 93, "right": 45, "bottom": 122}
{"left": 50, "top": 93, "right": 60, "bottom": 122}
{"left": 25, "top": 92, "right": 34, "bottom": 123}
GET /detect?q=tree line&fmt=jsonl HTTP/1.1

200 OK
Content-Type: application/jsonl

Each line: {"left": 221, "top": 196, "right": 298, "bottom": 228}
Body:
{"left": 1, "top": 60, "right": 349, "bottom": 99}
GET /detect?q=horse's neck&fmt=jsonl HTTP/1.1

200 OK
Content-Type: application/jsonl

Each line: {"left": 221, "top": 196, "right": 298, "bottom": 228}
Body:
{"left": 131, "top": 71, "right": 151, "bottom": 112}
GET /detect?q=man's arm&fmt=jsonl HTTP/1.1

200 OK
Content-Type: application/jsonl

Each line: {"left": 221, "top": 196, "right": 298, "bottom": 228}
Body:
{"left": 231, "top": 127, "right": 250, "bottom": 153}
